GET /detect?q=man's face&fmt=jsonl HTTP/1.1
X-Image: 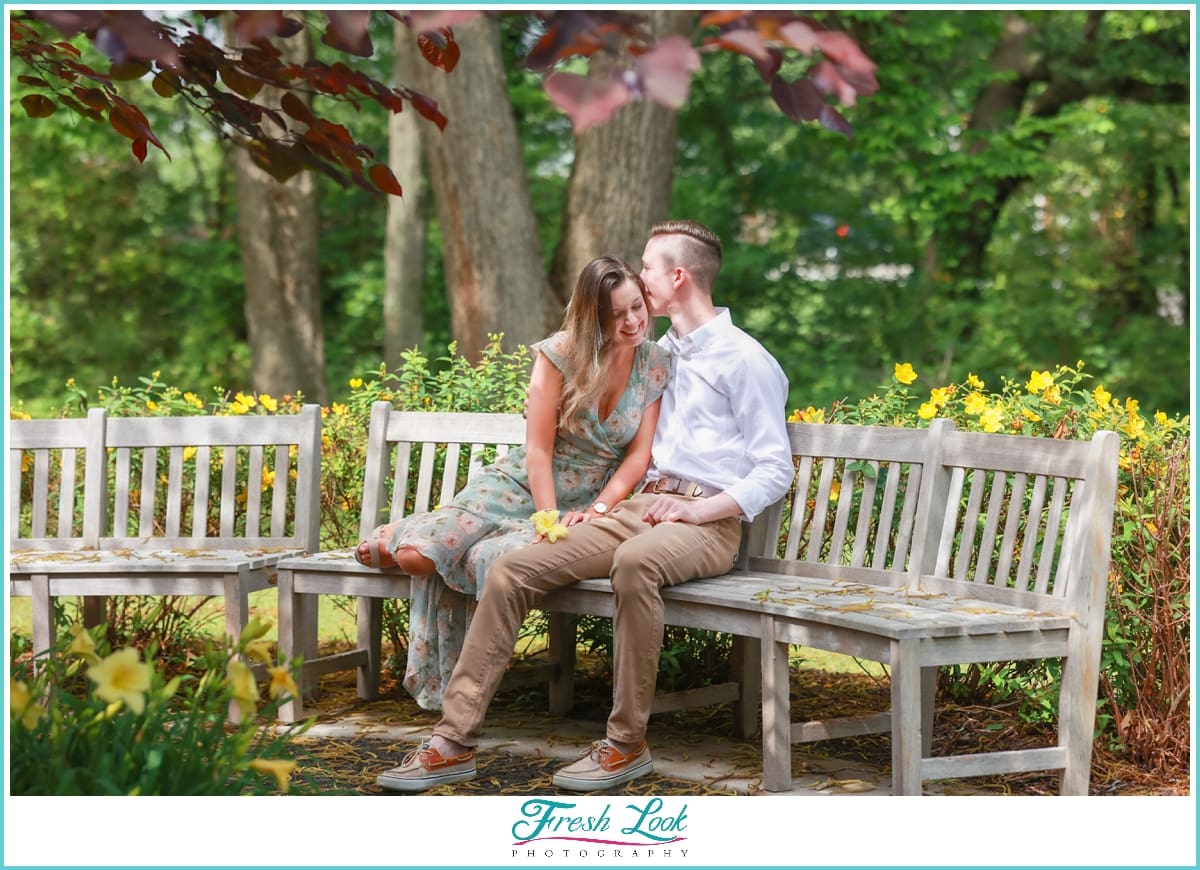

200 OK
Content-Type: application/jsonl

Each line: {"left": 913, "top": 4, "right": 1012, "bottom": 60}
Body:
{"left": 638, "top": 237, "right": 674, "bottom": 318}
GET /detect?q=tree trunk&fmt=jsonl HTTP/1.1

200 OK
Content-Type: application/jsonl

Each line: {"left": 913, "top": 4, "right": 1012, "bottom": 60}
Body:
{"left": 411, "top": 16, "right": 554, "bottom": 359}
{"left": 549, "top": 10, "right": 696, "bottom": 307}
{"left": 228, "top": 14, "right": 329, "bottom": 403}
{"left": 384, "top": 21, "right": 427, "bottom": 371}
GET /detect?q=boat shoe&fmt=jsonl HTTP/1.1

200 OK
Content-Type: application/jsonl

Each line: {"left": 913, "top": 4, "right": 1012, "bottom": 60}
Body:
{"left": 376, "top": 742, "right": 477, "bottom": 793}
{"left": 552, "top": 739, "right": 652, "bottom": 792}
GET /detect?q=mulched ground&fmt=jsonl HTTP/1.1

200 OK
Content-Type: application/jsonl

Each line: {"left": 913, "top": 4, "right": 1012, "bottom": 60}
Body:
{"left": 287, "top": 652, "right": 1189, "bottom": 797}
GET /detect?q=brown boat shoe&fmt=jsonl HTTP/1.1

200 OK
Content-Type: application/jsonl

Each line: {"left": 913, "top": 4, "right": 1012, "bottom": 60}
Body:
{"left": 376, "top": 742, "right": 477, "bottom": 793}
{"left": 551, "top": 739, "right": 652, "bottom": 792}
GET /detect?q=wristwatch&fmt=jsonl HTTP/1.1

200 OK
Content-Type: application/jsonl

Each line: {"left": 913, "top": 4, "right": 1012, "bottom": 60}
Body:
{"left": 592, "top": 501, "right": 609, "bottom": 515}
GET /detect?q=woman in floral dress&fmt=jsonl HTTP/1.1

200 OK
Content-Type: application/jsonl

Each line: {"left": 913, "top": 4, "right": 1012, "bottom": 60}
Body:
{"left": 355, "top": 256, "right": 671, "bottom": 708}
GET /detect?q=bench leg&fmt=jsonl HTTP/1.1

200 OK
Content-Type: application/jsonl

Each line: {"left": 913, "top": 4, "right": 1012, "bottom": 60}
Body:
{"left": 357, "top": 596, "right": 383, "bottom": 701}
{"left": 547, "top": 611, "right": 577, "bottom": 717}
{"left": 890, "top": 638, "right": 922, "bottom": 795}
{"left": 276, "top": 568, "right": 316, "bottom": 723}
{"left": 223, "top": 570, "right": 251, "bottom": 726}
{"left": 731, "top": 634, "right": 761, "bottom": 739}
{"left": 82, "top": 595, "right": 107, "bottom": 631}
{"left": 760, "top": 616, "right": 792, "bottom": 792}
{"left": 1058, "top": 632, "right": 1098, "bottom": 795}
{"left": 921, "top": 665, "right": 937, "bottom": 758}
{"left": 31, "top": 574, "right": 54, "bottom": 671}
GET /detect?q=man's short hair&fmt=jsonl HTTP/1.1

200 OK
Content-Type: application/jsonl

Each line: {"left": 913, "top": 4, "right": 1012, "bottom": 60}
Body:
{"left": 648, "top": 220, "right": 723, "bottom": 291}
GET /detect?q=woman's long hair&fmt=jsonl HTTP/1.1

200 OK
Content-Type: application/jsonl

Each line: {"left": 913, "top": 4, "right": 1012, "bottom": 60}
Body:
{"left": 558, "top": 256, "right": 646, "bottom": 435}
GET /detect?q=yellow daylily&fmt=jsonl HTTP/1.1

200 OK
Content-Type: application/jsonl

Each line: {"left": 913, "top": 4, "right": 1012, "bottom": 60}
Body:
{"left": 980, "top": 407, "right": 1004, "bottom": 433}
{"left": 66, "top": 624, "right": 101, "bottom": 665}
{"left": 894, "top": 362, "right": 918, "bottom": 385}
{"left": 268, "top": 666, "right": 299, "bottom": 700}
{"left": 1026, "top": 370, "right": 1054, "bottom": 394}
{"left": 227, "top": 660, "right": 259, "bottom": 716}
{"left": 917, "top": 402, "right": 937, "bottom": 421}
{"left": 250, "top": 758, "right": 298, "bottom": 793}
{"left": 531, "top": 509, "right": 569, "bottom": 543}
{"left": 244, "top": 640, "right": 274, "bottom": 665}
{"left": 790, "top": 406, "right": 825, "bottom": 424}
{"left": 10, "top": 679, "right": 46, "bottom": 730}
{"left": 964, "top": 392, "right": 988, "bottom": 416}
{"left": 88, "top": 648, "right": 152, "bottom": 715}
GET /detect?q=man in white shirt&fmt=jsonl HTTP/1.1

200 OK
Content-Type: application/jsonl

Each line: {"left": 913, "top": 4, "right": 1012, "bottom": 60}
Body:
{"left": 377, "top": 220, "right": 794, "bottom": 793}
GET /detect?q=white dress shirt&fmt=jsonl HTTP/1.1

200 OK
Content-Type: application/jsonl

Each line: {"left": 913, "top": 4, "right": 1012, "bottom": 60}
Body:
{"left": 648, "top": 309, "right": 794, "bottom": 521}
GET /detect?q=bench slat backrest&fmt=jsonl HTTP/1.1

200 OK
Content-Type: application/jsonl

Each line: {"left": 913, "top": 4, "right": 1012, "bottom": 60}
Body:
{"left": 99, "top": 405, "right": 322, "bottom": 550}
{"left": 920, "top": 426, "right": 1119, "bottom": 618}
{"left": 359, "top": 403, "right": 526, "bottom": 539}
{"left": 9, "top": 409, "right": 107, "bottom": 550}
{"left": 745, "top": 422, "right": 933, "bottom": 585}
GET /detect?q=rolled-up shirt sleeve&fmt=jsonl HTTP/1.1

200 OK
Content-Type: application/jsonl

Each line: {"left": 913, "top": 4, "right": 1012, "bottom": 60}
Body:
{"left": 723, "top": 354, "right": 794, "bottom": 521}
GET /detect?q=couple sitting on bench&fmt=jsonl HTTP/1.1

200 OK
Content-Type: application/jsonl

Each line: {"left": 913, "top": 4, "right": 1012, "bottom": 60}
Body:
{"left": 354, "top": 220, "right": 793, "bottom": 793}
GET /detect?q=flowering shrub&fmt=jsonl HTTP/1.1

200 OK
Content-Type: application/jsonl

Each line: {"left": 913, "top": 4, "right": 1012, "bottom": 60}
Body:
{"left": 789, "top": 360, "right": 1191, "bottom": 771}
{"left": 9, "top": 618, "right": 320, "bottom": 795}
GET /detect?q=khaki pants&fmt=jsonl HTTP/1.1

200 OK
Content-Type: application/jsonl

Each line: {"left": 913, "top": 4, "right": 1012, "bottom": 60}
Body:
{"left": 432, "top": 493, "right": 743, "bottom": 746}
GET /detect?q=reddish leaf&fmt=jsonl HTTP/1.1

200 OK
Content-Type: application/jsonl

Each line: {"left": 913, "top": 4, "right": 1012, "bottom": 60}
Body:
{"left": 152, "top": 70, "right": 179, "bottom": 98}
{"left": 52, "top": 41, "right": 83, "bottom": 58}
{"left": 408, "top": 91, "right": 448, "bottom": 132}
{"left": 751, "top": 47, "right": 784, "bottom": 83}
{"left": 58, "top": 94, "right": 103, "bottom": 122}
{"left": 544, "top": 71, "right": 631, "bottom": 134}
{"left": 525, "top": 11, "right": 636, "bottom": 72}
{"left": 815, "top": 31, "right": 878, "bottom": 95}
{"left": 20, "top": 94, "right": 57, "bottom": 118}
{"left": 233, "top": 12, "right": 293, "bottom": 45}
{"left": 219, "top": 63, "right": 264, "bottom": 100}
{"left": 810, "top": 61, "right": 859, "bottom": 107}
{"left": 103, "top": 12, "right": 180, "bottom": 67}
{"left": 819, "top": 104, "right": 853, "bottom": 138}
{"left": 108, "top": 104, "right": 140, "bottom": 139}
{"left": 131, "top": 137, "right": 148, "bottom": 163}
{"left": 29, "top": 11, "right": 104, "bottom": 39}
{"left": 780, "top": 20, "right": 818, "bottom": 55}
{"left": 408, "top": 10, "right": 482, "bottom": 32}
{"left": 699, "top": 11, "right": 749, "bottom": 28}
{"left": 636, "top": 35, "right": 701, "bottom": 109}
{"left": 712, "top": 30, "right": 771, "bottom": 62}
{"left": 108, "top": 100, "right": 169, "bottom": 156}
{"left": 108, "top": 60, "right": 151, "bottom": 81}
{"left": 770, "top": 76, "right": 824, "bottom": 123}
{"left": 323, "top": 11, "right": 373, "bottom": 58}
{"left": 17, "top": 74, "right": 49, "bottom": 88}
{"left": 72, "top": 86, "right": 110, "bottom": 111}
{"left": 368, "top": 163, "right": 403, "bottom": 197}
{"left": 246, "top": 139, "right": 305, "bottom": 184}
{"left": 280, "top": 92, "right": 317, "bottom": 127}
{"left": 417, "top": 29, "right": 461, "bottom": 72}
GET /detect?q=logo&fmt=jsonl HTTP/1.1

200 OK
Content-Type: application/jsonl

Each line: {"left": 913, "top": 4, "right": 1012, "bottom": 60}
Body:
{"left": 509, "top": 797, "right": 689, "bottom": 860}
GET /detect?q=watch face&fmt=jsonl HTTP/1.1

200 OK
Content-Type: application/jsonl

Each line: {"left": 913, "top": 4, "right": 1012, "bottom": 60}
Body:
{"left": 593, "top": 502, "right": 608, "bottom": 514}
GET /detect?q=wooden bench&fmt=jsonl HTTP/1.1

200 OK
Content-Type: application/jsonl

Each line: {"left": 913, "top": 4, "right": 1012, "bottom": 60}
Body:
{"left": 277, "top": 401, "right": 1119, "bottom": 795}
{"left": 8, "top": 405, "right": 323, "bottom": 663}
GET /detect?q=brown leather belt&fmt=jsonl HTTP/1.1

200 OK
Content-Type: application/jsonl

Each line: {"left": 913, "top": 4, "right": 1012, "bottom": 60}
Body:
{"left": 640, "top": 477, "right": 713, "bottom": 498}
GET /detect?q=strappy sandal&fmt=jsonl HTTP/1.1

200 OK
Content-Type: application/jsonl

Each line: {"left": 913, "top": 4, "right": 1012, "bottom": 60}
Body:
{"left": 355, "top": 523, "right": 398, "bottom": 569}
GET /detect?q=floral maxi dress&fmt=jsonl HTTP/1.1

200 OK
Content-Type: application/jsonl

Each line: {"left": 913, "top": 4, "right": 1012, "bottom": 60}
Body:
{"left": 387, "top": 333, "right": 671, "bottom": 709}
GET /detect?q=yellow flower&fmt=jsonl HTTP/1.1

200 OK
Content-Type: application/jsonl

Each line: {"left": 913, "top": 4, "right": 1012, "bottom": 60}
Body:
{"left": 787, "top": 409, "right": 802, "bottom": 423}
{"left": 10, "top": 679, "right": 46, "bottom": 730}
{"left": 1122, "top": 414, "right": 1146, "bottom": 440}
{"left": 894, "top": 362, "right": 918, "bottom": 385}
{"left": 1154, "top": 411, "right": 1170, "bottom": 427}
{"left": 240, "top": 616, "right": 273, "bottom": 645}
{"left": 531, "top": 509, "right": 569, "bottom": 543}
{"left": 245, "top": 640, "right": 274, "bottom": 665}
{"left": 918, "top": 402, "right": 937, "bottom": 420}
{"left": 790, "top": 405, "right": 824, "bottom": 424}
{"left": 964, "top": 392, "right": 988, "bottom": 416}
{"left": 332, "top": 402, "right": 349, "bottom": 417}
{"left": 349, "top": 378, "right": 364, "bottom": 390}
{"left": 183, "top": 446, "right": 197, "bottom": 462}
{"left": 1144, "top": 520, "right": 1158, "bottom": 537}
{"left": 1021, "top": 408, "right": 1042, "bottom": 422}
{"left": 259, "top": 394, "right": 278, "bottom": 413}
{"left": 1093, "top": 385, "right": 1111, "bottom": 407}
{"left": 966, "top": 373, "right": 984, "bottom": 390}
{"left": 184, "top": 391, "right": 204, "bottom": 409}
{"left": 230, "top": 399, "right": 250, "bottom": 415}
{"left": 1041, "top": 385, "right": 1062, "bottom": 405}
{"left": 268, "top": 666, "right": 299, "bottom": 700}
{"left": 146, "top": 400, "right": 158, "bottom": 411}
{"left": 828, "top": 479, "right": 841, "bottom": 502}
{"left": 66, "top": 624, "right": 101, "bottom": 666}
{"left": 261, "top": 469, "right": 276, "bottom": 491}
{"left": 227, "top": 660, "right": 259, "bottom": 716}
{"left": 980, "top": 407, "right": 1004, "bottom": 433}
{"left": 250, "top": 758, "right": 298, "bottom": 793}
{"left": 929, "top": 386, "right": 951, "bottom": 408}
{"left": 235, "top": 391, "right": 257, "bottom": 408}
{"left": 88, "top": 648, "right": 152, "bottom": 715}
{"left": 1124, "top": 397, "right": 1139, "bottom": 415}
{"left": 1026, "top": 370, "right": 1054, "bottom": 394}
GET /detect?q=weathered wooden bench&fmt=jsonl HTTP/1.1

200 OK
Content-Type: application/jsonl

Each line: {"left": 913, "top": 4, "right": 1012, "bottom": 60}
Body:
{"left": 8, "top": 405, "right": 323, "bottom": 663}
{"left": 277, "top": 401, "right": 1119, "bottom": 795}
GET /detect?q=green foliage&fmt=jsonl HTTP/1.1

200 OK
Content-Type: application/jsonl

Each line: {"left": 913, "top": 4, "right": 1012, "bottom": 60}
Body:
{"left": 9, "top": 621, "right": 322, "bottom": 796}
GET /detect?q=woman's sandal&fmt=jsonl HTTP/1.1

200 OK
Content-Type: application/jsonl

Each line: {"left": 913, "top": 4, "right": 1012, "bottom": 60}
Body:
{"left": 355, "top": 523, "right": 399, "bottom": 569}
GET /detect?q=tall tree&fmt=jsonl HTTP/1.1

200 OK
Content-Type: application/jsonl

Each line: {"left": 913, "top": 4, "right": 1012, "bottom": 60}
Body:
{"left": 383, "top": 21, "right": 427, "bottom": 370}
{"left": 227, "top": 14, "right": 329, "bottom": 402}
{"left": 549, "top": 9, "right": 696, "bottom": 306}
{"left": 411, "top": 16, "right": 557, "bottom": 359}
